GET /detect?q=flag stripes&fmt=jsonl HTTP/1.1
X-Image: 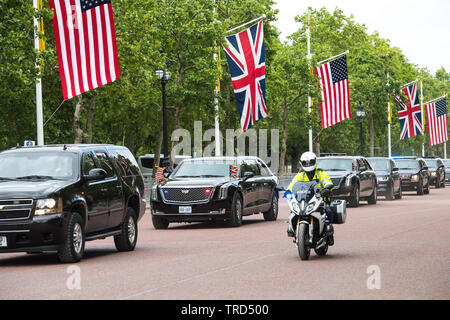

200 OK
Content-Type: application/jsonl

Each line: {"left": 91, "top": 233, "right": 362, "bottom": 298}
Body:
{"left": 425, "top": 98, "right": 448, "bottom": 146}
{"left": 49, "top": 0, "right": 120, "bottom": 100}
{"left": 314, "top": 55, "right": 351, "bottom": 129}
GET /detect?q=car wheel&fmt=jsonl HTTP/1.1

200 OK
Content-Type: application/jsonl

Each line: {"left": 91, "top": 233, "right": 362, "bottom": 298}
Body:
{"left": 348, "top": 183, "right": 360, "bottom": 207}
{"left": 58, "top": 212, "right": 85, "bottom": 263}
{"left": 385, "top": 182, "right": 394, "bottom": 201}
{"left": 152, "top": 216, "right": 170, "bottom": 230}
{"left": 368, "top": 184, "right": 377, "bottom": 204}
{"left": 114, "top": 207, "right": 138, "bottom": 252}
{"left": 228, "top": 192, "right": 243, "bottom": 227}
{"left": 263, "top": 192, "right": 278, "bottom": 221}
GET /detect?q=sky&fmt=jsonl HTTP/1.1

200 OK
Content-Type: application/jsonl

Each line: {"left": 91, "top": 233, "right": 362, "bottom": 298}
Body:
{"left": 272, "top": 0, "right": 450, "bottom": 75}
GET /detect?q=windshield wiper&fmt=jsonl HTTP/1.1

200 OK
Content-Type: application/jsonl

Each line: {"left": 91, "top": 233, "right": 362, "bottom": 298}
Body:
{"left": 199, "top": 175, "right": 224, "bottom": 177}
{"left": 15, "top": 175, "right": 60, "bottom": 180}
{"left": 0, "top": 177, "right": 16, "bottom": 181}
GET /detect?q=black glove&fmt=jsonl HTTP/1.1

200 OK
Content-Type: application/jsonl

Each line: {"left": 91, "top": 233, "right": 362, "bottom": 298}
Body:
{"left": 320, "top": 188, "right": 332, "bottom": 197}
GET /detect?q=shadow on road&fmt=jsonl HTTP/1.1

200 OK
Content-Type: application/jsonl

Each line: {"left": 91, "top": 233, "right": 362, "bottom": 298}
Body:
{"left": 0, "top": 247, "right": 119, "bottom": 267}
{"left": 160, "top": 218, "right": 268, "bottom": 230}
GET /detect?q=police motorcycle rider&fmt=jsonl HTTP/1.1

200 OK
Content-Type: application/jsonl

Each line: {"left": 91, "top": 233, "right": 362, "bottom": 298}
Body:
{"left": 286, "top": 151, "right": 335, "bottom": 245}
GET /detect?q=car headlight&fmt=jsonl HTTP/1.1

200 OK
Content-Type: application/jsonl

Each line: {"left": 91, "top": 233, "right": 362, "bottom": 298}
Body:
{"left": 377, "top": 176, "right": 388, "bottom": 182}
{"left": 151, "top": 185, "right": 158, "bottom": 201}
{"left": 431, "top": 172, "right": 437, "bottom": 176}
{"left": 35, "top": 198, "right": 62, "bottom": 216}
{"left": 219, "top": 182, "right": 234, "bottom": 200}
{"left": 345, "top": 176, "right": 352, "bottom": 186}
{"left": 411, "top": 175, "right": 419, "bottom": 182}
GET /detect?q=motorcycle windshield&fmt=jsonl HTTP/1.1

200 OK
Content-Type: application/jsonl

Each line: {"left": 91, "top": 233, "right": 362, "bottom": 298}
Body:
{"left": 291, "top": 181, "right": 318, "bottom": 202}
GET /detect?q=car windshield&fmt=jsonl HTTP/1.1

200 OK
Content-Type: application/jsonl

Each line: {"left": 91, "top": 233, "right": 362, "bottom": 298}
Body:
{"left": 367, "top": 159, "right": 390, "bottom": 172}
{"left": 424, "top": 159, "right": 438, "bottom": 169}
{"left": 317, "top": 158, "right": 353, "bottom": 171}
{"left": 442, "top": 160, "right": 450, "bottom": 167}
{"left": 395, "top": 159, "right": 420, "bottom": 170}
{"left": 171, "top": 160, "right": 235, "bottom": 178}
{"left": 0, "top": 151, "right": 78, "bottom": 180}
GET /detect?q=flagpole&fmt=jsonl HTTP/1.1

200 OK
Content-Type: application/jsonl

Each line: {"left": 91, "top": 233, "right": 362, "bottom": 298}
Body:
{"left": 317, "top": 50, "right": 349, "bottom": 65}
{"left": 34, "top": 0, "right": 44, "bottom": 146}
{"left": 444, "top": 90, "right": 447, "bottom": 159}
{"left": 387, "top": 73, "right": 391, "bottom": 158}
{"left": 306, "top": 20, "right": 313, "bottom": 152}
{"left": 213, "top": 5, "right": 221, "bottom": 156}
{"left": 424, "top": 94, "right": 448, "bottom": 105}
{"left": 226, "top": 14, "right": 266, "bottom": 34}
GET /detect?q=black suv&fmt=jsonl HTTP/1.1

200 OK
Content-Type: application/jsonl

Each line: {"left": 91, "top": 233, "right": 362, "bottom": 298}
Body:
{"left": 366, "top": 157, "right": 402, "bottom": 200}
{"left": 423, "top": 157, "right": 446, "bottom": 188}
{"left": 316, "top": 156, "right": 377, "bottom": 207}
{"left": 443, "top": 159, "right": 450, "bottom": 184}
{"left": 150, "top": 156, "right": 279, "bottom": 228}
{"left": 0, "top": 145, "right": 146, "bottom": 263}
{"left": 393, "top": 157, "right": 430, "bottom": 195}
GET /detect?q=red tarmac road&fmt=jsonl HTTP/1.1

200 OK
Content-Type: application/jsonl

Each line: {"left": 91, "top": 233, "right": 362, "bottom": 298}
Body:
{"left": 0, "top": 187, "right": 449, "bottom": 300}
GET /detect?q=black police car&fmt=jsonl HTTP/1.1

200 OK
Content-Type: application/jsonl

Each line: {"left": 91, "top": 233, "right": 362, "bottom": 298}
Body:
{"left": 150, "top": 156, "right": 279, "bottom": 229}
{"left": 0, "top": 145, "right": 146, "bottom": 263}
{"left": 316, "top": 156, "right": 378, "bottom": 207}
{"left": 423, "top": 157, "right": 446, "bottom": 188}
{"left": 393, "top": 157, "right": 430, "bottom": 195}
{"left": 366, "top": 157, "right": 402, "bottom": 200}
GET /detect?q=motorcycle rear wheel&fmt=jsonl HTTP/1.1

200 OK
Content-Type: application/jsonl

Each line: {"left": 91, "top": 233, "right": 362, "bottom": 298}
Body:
{"left": 296, "top": 223, "right": 311, "bottom": 261}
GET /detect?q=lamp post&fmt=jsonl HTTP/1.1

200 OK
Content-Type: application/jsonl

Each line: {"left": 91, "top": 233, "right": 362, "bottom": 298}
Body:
{"left": 156, "top": 67, "right": 170, "bottom": 159}
{"left": 357, "top": 98, "right": 366, "bottom": 156}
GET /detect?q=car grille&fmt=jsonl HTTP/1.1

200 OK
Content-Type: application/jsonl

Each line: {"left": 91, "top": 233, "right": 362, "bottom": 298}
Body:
{"left": 331, "top": 178, "right": 342, "bottom": 186}
{"left": 160, "top": 187, "right": 214, "bottom": 204}
{"left": 0, "top": 199, "right": 33, "bottom": 221}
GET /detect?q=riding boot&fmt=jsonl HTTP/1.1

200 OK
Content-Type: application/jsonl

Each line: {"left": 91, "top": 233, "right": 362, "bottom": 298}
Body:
{"left": 287, "top": 225, "right": 294, "bottom": 237}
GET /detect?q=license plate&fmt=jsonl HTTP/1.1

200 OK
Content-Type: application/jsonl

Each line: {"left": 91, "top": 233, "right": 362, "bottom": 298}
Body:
{"left": 0, "top": 236, "right": 7, "bottom": 248}
{"left": 179, "top": 206, "right": 192, "bottom": 214}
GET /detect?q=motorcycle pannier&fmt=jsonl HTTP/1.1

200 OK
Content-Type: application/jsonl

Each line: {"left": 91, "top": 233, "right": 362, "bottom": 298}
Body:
{"left": 330, "top": 200, "right": 346, "bottom": 224}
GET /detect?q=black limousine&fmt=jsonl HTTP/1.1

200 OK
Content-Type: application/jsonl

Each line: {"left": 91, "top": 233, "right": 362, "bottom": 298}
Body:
{"left": 150, "top": 156, "right": 279, "bottom": 229}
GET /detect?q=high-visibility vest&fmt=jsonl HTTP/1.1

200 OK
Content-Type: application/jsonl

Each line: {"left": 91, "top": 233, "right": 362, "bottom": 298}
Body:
{"left": 287, "top": 168, "right": 333, "bottom": 191}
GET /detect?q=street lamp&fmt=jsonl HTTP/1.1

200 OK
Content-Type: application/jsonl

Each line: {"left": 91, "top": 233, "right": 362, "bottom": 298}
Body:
{"left": 155, "top": 67, "right": 170, "bottom": 159}
{"left": 357, "top": 98, "right": 365, "bottom": 156}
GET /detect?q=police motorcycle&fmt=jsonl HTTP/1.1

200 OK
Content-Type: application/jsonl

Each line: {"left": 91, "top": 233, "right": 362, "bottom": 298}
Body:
{"left": 284, "top": 181, "right": 347, "bottom": 260}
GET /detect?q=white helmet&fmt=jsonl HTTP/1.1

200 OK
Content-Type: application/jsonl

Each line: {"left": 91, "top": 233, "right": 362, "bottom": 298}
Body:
{"left": 300, "top": 151, "right": 317, "bottom": 172}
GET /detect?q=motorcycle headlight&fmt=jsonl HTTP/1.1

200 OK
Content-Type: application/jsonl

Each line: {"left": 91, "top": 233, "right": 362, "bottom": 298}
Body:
{"left": 411, "top": 175, "right": 419, "bottom": 181}
{"left": 35, "top": 198, "right": 62, "bottom": 216}
{"left": 306, "top": 203, "right": 315, "bottom": 212}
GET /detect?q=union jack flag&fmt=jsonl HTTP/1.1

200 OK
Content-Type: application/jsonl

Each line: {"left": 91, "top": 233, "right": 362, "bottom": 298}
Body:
{"left": 394, "top": 82, "right": 423, "bottom": 140}
{"left": 224, "top": 20, "right": 267, "bottom": 132}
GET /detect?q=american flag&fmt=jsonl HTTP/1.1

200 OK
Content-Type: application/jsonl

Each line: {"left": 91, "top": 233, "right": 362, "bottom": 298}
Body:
{"left": 314, "top": 55, "right": 351, "bottom": 129}
{"left": 155, "top": 166, "right": 165, "bottom": 181}
{"left": 224, "top": 20, "right": 267, "bottom": 132}
{"left": 49, "top": 0, "right": 120, "bottom": 101}
{"left": 425, "top": 97, "right": 448, "bottom": 146}
{"left": 394, "top": 82, "right": 423, "bottom": 140}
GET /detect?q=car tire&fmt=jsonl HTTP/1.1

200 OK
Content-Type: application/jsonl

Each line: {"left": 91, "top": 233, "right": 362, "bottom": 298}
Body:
{"left": 114, "top": 207, "right": 138, "bottom": 252}
{"left": 58, "top": 212, "right": 85, "bottom": 263}
{"left": 228, "top": 192, "right": 243, "bottom": 227}
{"left": 424, "top": 183, "right": 430, "bottom": 194}
{"left": 349, "top": 183, "right": 360, "bottom": 208}
{"left": 368, "top": 184, "right": 377, "bottom": 205}
{"left": 385, "top": 182, "right": 394, "bottom": 201}
{"left": 263, "top": 192, "right": 278, "bottom": 221}
{"left": 152, "top": 216, "right": 170, "bottom": 230}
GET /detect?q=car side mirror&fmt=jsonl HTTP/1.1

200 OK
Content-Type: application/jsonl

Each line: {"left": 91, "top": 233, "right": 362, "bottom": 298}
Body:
{"left": 422, "top": 166, "right": 428, "bottom": 171}
{"left": 392, "top": 167, "right": 399, "bottom": 172}
{"left": 84, "top": 168, "right": 107, "bottom": 181}
{"left": 243, "top": 171, "right": 254, "bottom": 180}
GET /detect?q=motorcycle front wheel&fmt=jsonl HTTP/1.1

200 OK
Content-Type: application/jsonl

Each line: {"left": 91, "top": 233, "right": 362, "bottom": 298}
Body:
{"left": 296, "top": 223, "right": 311, "bottom": 260}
